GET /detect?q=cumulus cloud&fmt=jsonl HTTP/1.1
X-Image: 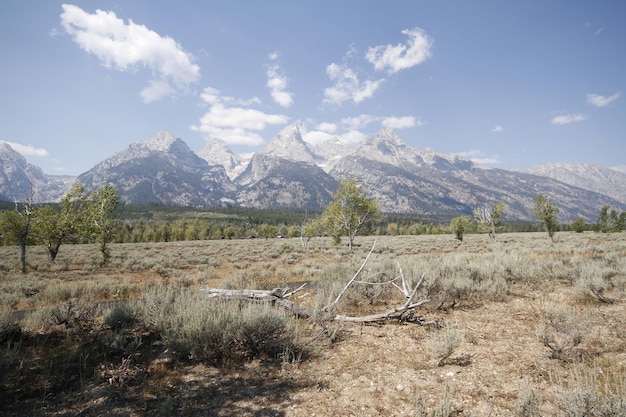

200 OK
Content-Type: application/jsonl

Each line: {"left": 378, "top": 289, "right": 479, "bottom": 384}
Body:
{"left": 366, "top": 27, "right": 433, "bottom": 74}
{"left": 453, "top": 149, "right": 500, "bottom": 165}
{"left": 491, "top": 125, "right": 503, "bottom": 133}
{"left": 586, "top": 92, "right": 621, "bottom": 107}
{"left": 266, "top": 52, "right": 294, "bottom": 107}
{"left": 60, "top": 4, "right": 200, "bottom": 102}
{"left": 302, "top": 129, "right": 335, "bottom": 145}
{"left": 341, "top": 114, "right": 378, "bottom": 130}
{"left": 316, "top": 122, "right": 337, "bottom": 133}
{"left": 1, "top": 140, "right": 49, "bottom": 157}
{"left": 382, "top": 116, "right": 424, "bottom": 129}
{"left": 323, "top": 62, "right": 384, "bottom": 105}
{"left": 191, "top": 87, "right": 288, "bottom": 146}
{"left": 551, "top": 114, "right": 586, "bottom": 125}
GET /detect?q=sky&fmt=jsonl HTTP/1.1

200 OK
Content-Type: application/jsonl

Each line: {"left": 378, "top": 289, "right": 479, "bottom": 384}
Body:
{"left": 1, "top": 1, "right": 625, "bottom": 176}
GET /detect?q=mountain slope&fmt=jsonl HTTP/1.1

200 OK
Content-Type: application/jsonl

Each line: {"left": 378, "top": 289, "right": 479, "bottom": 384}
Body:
{"left": 78, "top": 130, "right": 236, "bottom": 206}
{"left": 198, "top": 138, "right": 250, "bottom": 180}
{"left": 0, "top": 142, "right": 75, "bottom": 202}
{"left": 235, "top": 124, "right": 337, "bottom": 209}
{"left": 3, "top": 128, "right": 624, "bottom": 222}
{"left": 330, "top": 130, "right": 624, "bottom": 221}
{"left": 516, "top": 162, "right": 626, "bottom": 206}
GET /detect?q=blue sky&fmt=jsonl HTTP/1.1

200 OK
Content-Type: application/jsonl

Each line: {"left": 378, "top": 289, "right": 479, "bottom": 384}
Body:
{"left": 1, "top": 1, "right": 624, "bottom": 176}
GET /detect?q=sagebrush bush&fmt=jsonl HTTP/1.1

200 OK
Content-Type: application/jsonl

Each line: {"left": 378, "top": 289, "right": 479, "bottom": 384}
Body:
{"left": 515, "top": 379, "right": 542, "bottom": 417}
{"left": 136, "top": 285, "right": 306, "bottom": 365}
{"left": 429, "top": 321, "right": 463, "bottom": 366}
{"left": 538, "top": 303, "right": 591, "bottom": 361}
{"left": 555, "top": 367, "right": 626, "bottom": 417}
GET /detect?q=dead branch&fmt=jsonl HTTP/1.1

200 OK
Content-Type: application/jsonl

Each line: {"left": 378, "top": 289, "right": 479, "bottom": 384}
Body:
{"left": 200, "top": 240, "right": 430, "bottom": 325}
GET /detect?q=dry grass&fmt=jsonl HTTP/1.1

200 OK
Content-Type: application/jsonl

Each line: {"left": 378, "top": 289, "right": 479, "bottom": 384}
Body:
{"left": 1, "top": 232, "right": 626, "bottom": 416}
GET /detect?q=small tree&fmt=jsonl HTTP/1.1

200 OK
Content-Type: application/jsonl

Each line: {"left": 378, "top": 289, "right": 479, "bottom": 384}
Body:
{"left": 474, "top": 201, "right": 505, "bottom": 242}
{"left": 85, "top": 184, "right": 123, "bottom": 265}
{"left": 570, "top": 217, "right": 587, "bottom": 233}
{"left": 0, "top": 183, "right": 36, "bottom": 273}
{"left": 449, "top": 215, "right": 472, "bottom": 241}
{"left": 534, "top": 194, "right": 559, "bottom": 242}
{"left": 300, "top": 218, "right": 322, "bottom": 250}
{"left": 32, "top": 183, "right": 88, "bottom": 262}
{"left": 597, "top": 205, "right": 625, "bottom": 233}
{"left": 321, "top": 178, "right": 380, "bottom": 250}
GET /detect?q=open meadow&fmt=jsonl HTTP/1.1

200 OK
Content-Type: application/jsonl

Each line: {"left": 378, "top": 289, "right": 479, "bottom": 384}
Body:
{"left": 1, "top": 232, "right": 625, "bottom": 416}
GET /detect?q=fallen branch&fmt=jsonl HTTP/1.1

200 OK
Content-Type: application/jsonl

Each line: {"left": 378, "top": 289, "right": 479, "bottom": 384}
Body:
{"left": 200, "top": 241, "right": 430, "bottom": 325}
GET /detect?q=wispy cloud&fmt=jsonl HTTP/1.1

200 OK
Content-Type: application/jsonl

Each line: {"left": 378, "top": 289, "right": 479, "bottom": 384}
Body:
{"left": 586, "top": 92, "right": 621, "bottom": 107}
{"left": 491, "top": 125, "right": 503, "bottom": 133}
{"left": 341, "top": 114, "right": 378, "bottom": 130}
{"left": 366, "top": 27, "right": 434, "bottom": 74}
{"left": 1, "top": 140, "right": 49, "bottom": 157}
{"left": 453, "top": 149, "right": 500, "bottom": 165}
{"left": 266, "top": 52, "right": 294, "bottom": 107}
{"left": 60, "top": 4, "right": 200, "bottom": 103}
{"left": 610, "top": 165, "right": 626, "bottom": 174}
{"left": 382, "top": 116, "right": 424, "bottom": 129}
{"left": 191, "top": 87, "right": 288, "bottom": 146}
{"left": 323, "top": 62, "right": 384, "bottom": 105}
{"left": 551, "top": 114, "right": 586, "bottom": 125}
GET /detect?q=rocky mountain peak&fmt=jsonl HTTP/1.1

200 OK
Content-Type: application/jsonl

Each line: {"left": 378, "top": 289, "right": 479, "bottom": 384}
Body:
{"left": 260, "top": 124, "right": 315, "bottom": 163}
{"left": 199, "top": 138, "right": 249, "bottom": 180}
{"left": 144, "top": 129, "right": 178, "bottom": 152}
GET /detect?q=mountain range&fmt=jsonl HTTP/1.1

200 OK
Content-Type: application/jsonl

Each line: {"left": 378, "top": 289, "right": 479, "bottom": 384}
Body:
{"left": 1, "top": 126, "right": 625, "bottom": 222}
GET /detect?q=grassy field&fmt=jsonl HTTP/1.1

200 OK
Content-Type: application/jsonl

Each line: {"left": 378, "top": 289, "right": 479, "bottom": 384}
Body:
{"left": 1, "top": 232, "right": 625, "bottom": 416}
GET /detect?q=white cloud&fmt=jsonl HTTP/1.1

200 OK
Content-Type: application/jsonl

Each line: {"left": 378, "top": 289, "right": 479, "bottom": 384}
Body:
{"left": 339, "top": 129, "right": 367, "bottom": 145}
{"left": 60, "top": 4, "right": 200, "bottom": 103}
{"left": 1, "top": 141, "right": 49, "bottom": 157}
{"left": 266, "top": 53, "right": 294, "bottom": 107}
{"left": 366, "top": 27, "right": 433, "bottom": 74}
{"left": 316, "top": 122, "right": 337, "bottom": 133}
{"left": 491, "top": 125, "right": 503, "bottom": 133}
{"left": 200, "top": 87, "right": 260, "bottom": 106}
{"left": 453, "top": 149, "right": 500, "bottom": 165}
{"left": 341, "top": 114, "right": 378, "bottom": 130}
{"left": 302, "top": 129, "right": 335, "bottom": 145}
{"left": 192, "top": 88, "right": 288, "bottom": 146}
{"left": 551, "top": 114, "right": 586, "bottom": 125}
{"left": 586, "top": 92, "right": 621, "bottom": 107}
{"left": 382, "top": 116, "right": 423, "bottom": 129}
{"left": 610, "top": 165, "right": 626, "bottom": 174}
{"left": 323, "top": 62, "right": 384, "bottom": 105}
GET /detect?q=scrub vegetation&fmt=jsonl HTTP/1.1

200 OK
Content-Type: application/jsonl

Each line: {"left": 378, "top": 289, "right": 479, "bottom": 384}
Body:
{"left": 1, "top": 232, "right": 625, "bottom": 416}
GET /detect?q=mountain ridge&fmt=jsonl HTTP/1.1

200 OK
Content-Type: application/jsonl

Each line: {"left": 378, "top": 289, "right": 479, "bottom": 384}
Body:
{"left": 1, "top": 128, "right": 624, "bottom": 222}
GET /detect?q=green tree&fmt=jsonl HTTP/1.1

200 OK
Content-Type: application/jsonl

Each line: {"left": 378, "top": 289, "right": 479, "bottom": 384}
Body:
{"left": 449, "top": 215, "right": 472, "bottom": 241}
{"left": 321, "top": 179, "right": 381, "bottom": 250}
{"left": 474, "top": 201, "right": 505, "bottom": 242}
{"left": 0, "top": 201, "right": 35, "bottom": 272}
{"left": 534, "top": 194, "right": 559, "bottom": 242}
{"left": 570, "top": 217, "right": 587, "bottom": 233}
{"left": 32, "top": 182, "right": 88, "bottom": 262}
{"left": 597, "top": 205, "right": 625, "bottom": 233}
{"left": 84, "top": 184, "right": 123, "bottom": 265}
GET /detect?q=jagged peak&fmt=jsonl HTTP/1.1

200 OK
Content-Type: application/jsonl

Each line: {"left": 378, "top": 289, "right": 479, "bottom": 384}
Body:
{"left": 259, "top": 124, "right": 315, "bottom": 163}
{"left": 143, "top": 129, "right": 178, "bottom": 152}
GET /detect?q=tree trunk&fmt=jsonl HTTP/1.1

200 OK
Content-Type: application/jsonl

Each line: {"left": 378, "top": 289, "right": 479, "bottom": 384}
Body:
{"left": 19, "top": 237, "right": 27, "bottom": 273}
